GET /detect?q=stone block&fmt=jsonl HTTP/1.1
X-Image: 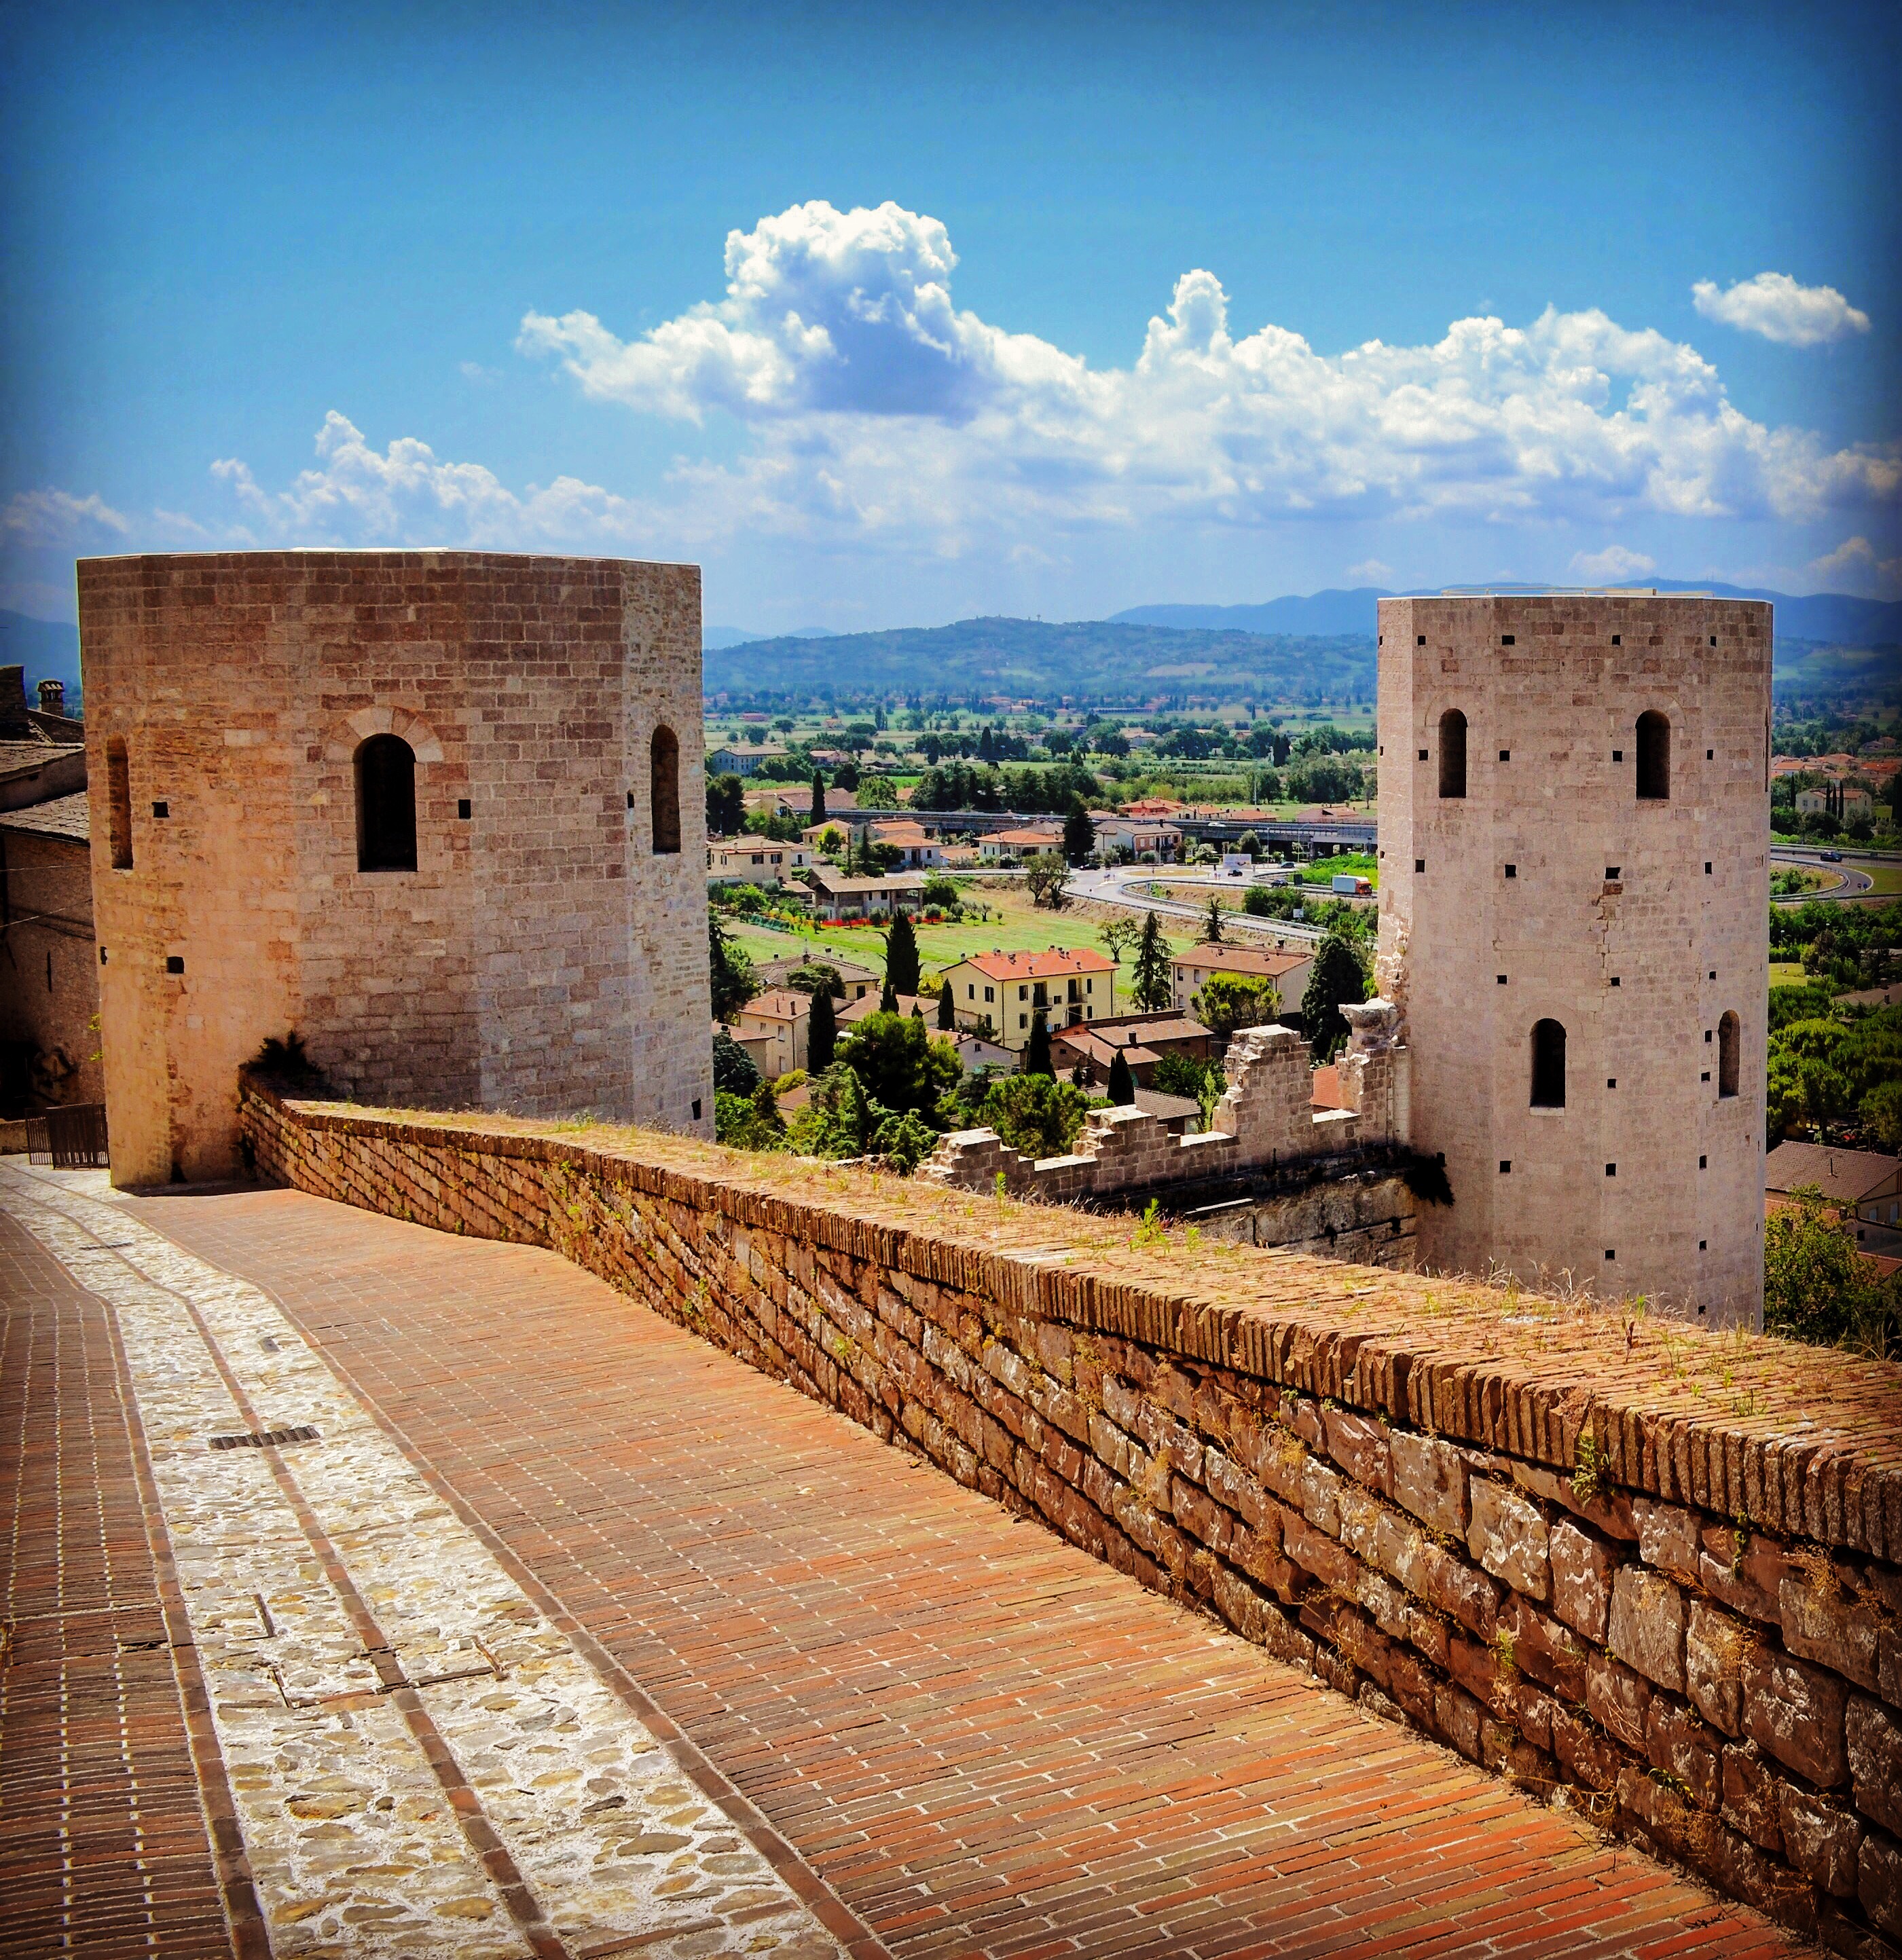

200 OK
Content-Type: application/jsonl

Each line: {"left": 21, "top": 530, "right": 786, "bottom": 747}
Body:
{"left": 1204, "top": 1447, "right": 1273, "bottom": 1532}
{"left": 1782, "top": 1576, "right": 1884, "bottom": 1697}
{"left": 1321, "top": 1406, "right": 1389, "bottom": 1493}
{"left": 1389, "top": 1430, "right": 1468, "bottom": 1535}
{"left": 1847, "top": 1696, "right": 1902, "bottom": 1838}
{"left": 1423, "top": 1539, "right": 1502, "bottom": 1640}
{"left": 1743, "top": 1647, "right": 1849, "bottom": 1788}
{"left": 1717, "top": 1741, "right": 1781, "bottom": 1850}
{"left": 1550, "top": 1517, "right": 1615, "bottom": 1642}
{"left": 1861, "top": 1830, "right": 1902, "bottom": 1938}
{"left": 1779, "top": 1786, "right": 1864, "bottom": 1898}
{"left": 1298, "top": 1455, "right": 1343, "bottom": 1536}
{"left": 1587, "top": 1650, "right": 1653, "bottom": 1752}
{"left": 1467, "top": 1477, "right": 1550, "bottom": 1600}
{"left": 1632, "top": 1497, "right": 1701, "bottom": 1583}
{"left": 1508, "top": 1598, "right": 1590, "bottom": 1704}
{"left": 1550, "top": 1703, "right": 1625, "bottom": 1794}
{"left": 1686, "top": 1598, "right": 1751, "bottom": 1737}
{"left": 1608, "top": 1566, "right": 1687, "bottom": 1693}
{"left": 1699, "top": 1524, "right": 1791, "bottom": 1624}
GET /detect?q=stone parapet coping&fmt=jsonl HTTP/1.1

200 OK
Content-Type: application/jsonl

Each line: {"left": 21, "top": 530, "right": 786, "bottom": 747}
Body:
{"left": 246, "top": 1085, "right": 1902, "bottom": 1563}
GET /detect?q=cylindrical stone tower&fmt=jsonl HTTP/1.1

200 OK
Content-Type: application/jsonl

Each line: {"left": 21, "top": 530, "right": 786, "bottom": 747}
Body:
{"left": 1376, "top": 591, "right": 1772, "bottom": 1326}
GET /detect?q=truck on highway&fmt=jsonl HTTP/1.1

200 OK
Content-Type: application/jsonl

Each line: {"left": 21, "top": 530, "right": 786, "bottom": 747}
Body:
{"left": 1331, "top": 874, "right": 1373, "bottom": 895}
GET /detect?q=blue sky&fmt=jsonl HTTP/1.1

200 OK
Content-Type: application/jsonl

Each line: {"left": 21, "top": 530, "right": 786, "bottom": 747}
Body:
{"left": 3, "top": 0, "right": 1897, "bottom": 631}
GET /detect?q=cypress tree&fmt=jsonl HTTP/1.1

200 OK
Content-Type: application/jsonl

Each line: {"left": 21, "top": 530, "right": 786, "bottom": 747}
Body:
{"left": 810, "top": 771, "right": 827, "bottom": 825}
{"left": 885, "top": 908, "right": 921, "bottom": 995}
{"left": 1133, "top": 910, "right": 1171, "bottom": 1011}
{"left": 937, "top": 979, "right": 956, "bottom": 1030}
{"left": 1203, "top": 893, "right": 1225, "bottom": 943}
{"left": 1107, "top": 1043, "right": 1135, "bottom": 1105}
{"left": 880, "top": 974, "right": 898, "bottom": 1014}
{"left": 1023, "top": 1009, "right": 1053, "bottom": 1078}
{"left": 1062, "top": 797, "right": 1095, "bottom": 867}
{"left": 807, "top": 986, "right": 837, "bottom": 1073}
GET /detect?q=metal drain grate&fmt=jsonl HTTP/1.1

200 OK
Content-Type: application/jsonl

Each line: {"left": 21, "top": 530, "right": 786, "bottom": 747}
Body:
{"left": 208, "top": 1424, "right": 320, "bottom": 1451}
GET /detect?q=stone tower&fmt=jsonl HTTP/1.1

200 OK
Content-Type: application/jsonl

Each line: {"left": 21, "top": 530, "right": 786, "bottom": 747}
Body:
{"left": 1376, "top": 592, "right": 1772, "bottom": 1325}
{"left": 79, "top": 550, "right": 712, "bottom": 1186}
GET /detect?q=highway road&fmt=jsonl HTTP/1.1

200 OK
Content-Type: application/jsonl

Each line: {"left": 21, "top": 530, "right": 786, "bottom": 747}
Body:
{"left": 1769, "top": 845, "right": 1882, "bottom": 902}
{"left": 1065, "top": 865, "right": 1328, "bottom": 943}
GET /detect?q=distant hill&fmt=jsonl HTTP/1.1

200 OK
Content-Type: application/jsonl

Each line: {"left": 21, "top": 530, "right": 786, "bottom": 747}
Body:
{"left": 704, "top": 616, "right": 1374, "bottom": 705}
{"left": 1115, "top": 583, "right": 1902, "bottom": 648}
{"left": 0, "top": 610, "right": 82, "bottom": 702}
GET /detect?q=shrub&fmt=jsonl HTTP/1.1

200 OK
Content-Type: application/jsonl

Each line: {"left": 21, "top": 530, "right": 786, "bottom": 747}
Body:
{"left": 980, "top": 1073, "right": 1090, "bottom": 1158}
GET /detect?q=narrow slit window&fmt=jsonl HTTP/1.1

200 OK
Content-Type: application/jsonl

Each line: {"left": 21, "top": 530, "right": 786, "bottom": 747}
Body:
{"left": 650, "top": 726, "right": 681, "bottom": 854}
{"left": 1718, "top": 1010, "right": 1740, "bottom": 1099}
{"left": 1438, "top": 708, "right": 1467, "bottom": 799}
{"left": 107, "top": 738, "right": 133, "bottom": 869}
{"left": 354, "top": 735, "right": 417, "bottom": 872}
{"left": 1531, "top": 1018, "right": 1567, "bottom": 1109}
{"left": 1636, "top": 710, "right": 1670, "bottom": 800}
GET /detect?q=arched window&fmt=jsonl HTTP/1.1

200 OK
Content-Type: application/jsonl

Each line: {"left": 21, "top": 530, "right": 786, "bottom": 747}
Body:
{"left": 107, "top": 737, "right": 133, "bottom": 869}
{"left": 1636, "top": 711, "right": 1670, "bottom": 800}
{"left": 354, "top": 735, "right": 417, "bottom": 872}
{"left": 1718, "top": 1010, "right": 1740, "bottom": 1099}
{"left": 1438, "top": 709, "right": 1467, "bottom": 799}
{"left": 651, "top": 726, "right": 681, "bottom": 854}
{"left": 1531, "top": 1018, "right": 1567, "bottom": 1108}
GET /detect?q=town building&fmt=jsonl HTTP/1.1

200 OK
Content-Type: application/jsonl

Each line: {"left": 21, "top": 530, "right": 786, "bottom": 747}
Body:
{"left": 1377, "top": 591, "right": 1771, "bottom": 1324}
{"left": 1050, "top": 1011, "right": 1218, "bottom": 1086}
{"left": 1794, "top": 782, "right": 1876, "bottom": 823}
{"left": 707, "top": 741, "right": 787, "bottom": 777}
{"left": 751, "top": 950, "right": 880, "bottom": 1002}
{"left": 801, "top": 865, "right": 927, "bottom": 921}
{"left": 1169, "top": 942, "right": 1313, "bottom": 1020}
{"left": 729, "top": 988, "right": 809, "bottom": 1077}
{"left": 79, "top": 549, "right": 712, "bottom": 1184}
{"left": 1766, "top": 1140, "right": 1902, "bottom": 1238}
{"left": 939, "top": 947, "right": 1115, "bottom": 1048}
{"left": 1091, "top": 815, "right": 1182, "bottom": 862}
{"left": 868, "top": 820, "right": 944, "bottom": 868}
{"left": 0, "top": 790, "right": 101, "bottom": 1117}
{"left": 708, "top": 838, "right": 813, "bottom": 885}
{"left": 978, "top": 825, "right": 1062, "bottom": 863}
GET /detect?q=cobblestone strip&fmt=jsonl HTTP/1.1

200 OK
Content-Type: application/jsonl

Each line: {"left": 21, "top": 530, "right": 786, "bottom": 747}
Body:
{"left": 0, "top": 1163, "right": 846, "bottom": 1960}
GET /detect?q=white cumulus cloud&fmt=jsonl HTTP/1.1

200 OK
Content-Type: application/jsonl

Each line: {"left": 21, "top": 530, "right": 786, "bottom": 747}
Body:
{"left": 1691, "top": 272, "right": 1871, "bottom": 348}
{"left": 515, "top": 202, "right": 1897, "bottom": 547}
{"left": 1569, "top": 545, "right": 1657, "bottom": 581}
{"left": 3, "top": 488, "right": 130, "bottom": 545}
{"left": 1810, "top": 534, "right": 1902, "bottom": 598}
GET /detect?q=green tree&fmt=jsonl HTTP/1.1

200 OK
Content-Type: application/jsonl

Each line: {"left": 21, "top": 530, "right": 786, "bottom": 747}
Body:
{"left": 1237, "top": 830, "right": 1261, "bottom": 859}
{"left": 858, "top": 773, "right": 898, "bottom": 807}
{"left": 706, "top": 772, "right": 746, "bottom": 836}
{"left": 807, "top": 986, "right": 837, "bottom": 1074}
{"left": 879, "top": 973, "right": 898, "bottom": 1014}
{"left": 937, "top": 979, "right": 956, "bottom": 1031}
{"left": 712, "top": 1027, "right": 761, "bottom": 1095}
{"left": 1192, "top": 972, "right": 1281, "bottom": 1039}
{"left": 1301, "top": 927, "right": 1368, "bottom": 1060}
{"left": 1023, "top": 1009, "right": 1053, "bottom": 1078}
{"left": 1025, "top": 851, "right": 1069, "bottom": 910}
{"left": 1099, "top": 917, "right": 1139, "bottom": 965}
{"left": 715, "top": 1088, "right": 784, "bottom": 1151}
{"left": 836, "top": 1012, "right": 961, "bottom": 1120}
{"left": 1862, "top": 1080, "right": 1902, "bottom": 1149}
{"left": 809, "top": 771, "right": 827, "bottom": 825}
{"left": 980, "top": 1073, "right": 1091, "bottom": 1159}
{"left": 709, "top": 914, "right": 758, "bottom": 1022}
{"left": 1062, "top": 799, "right": 1095, "bottom": 866}
{"left": 921, "top": 873, "right": 961, "bottom": 910}
{"left": 1203, "top": 893, "right": 1226, "bottom": 943}
{"left": 1106, "top": 1044, "right": 1135, "bottom": 1105}
{"left": 1132, "top": 912, "right": 1172, "bottom": 1012}
{"left": 885, "top": 908, "right": 921, "bottom": 994}
{"left": 1765, "top": 1185, "right": 1884, "bottom": 1345}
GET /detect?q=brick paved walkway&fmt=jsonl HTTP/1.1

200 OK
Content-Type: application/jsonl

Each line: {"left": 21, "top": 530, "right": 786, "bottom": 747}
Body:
{"left": 0, "top": 1205, "right": 254, "bottom": 1960}
{"left": 39, "top": 1172, "right": 1803, "bottom": 1960}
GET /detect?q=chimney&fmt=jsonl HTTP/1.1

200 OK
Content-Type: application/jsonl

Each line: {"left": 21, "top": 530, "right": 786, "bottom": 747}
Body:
{"left": 0, "top": 665, "right": 24, "bottom": 719}
{"left": 37, "top": 678, "right": 65, "bottom": 717}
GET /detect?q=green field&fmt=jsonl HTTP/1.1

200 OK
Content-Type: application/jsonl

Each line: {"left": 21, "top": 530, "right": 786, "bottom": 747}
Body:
{"left": 724, "top": 883, "right": 1200, "bottom": 1005}
{"left": 1770, "top": 961, "right": 1808, "bottom": 988}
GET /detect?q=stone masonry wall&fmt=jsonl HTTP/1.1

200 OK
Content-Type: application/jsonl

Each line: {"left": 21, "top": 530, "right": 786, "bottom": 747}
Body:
{"left": 239, "top": 1081, "right": 1902, "bottom": 1953}
{"left": 923, "top": 1010, "right": 1404, "bottom": 1204}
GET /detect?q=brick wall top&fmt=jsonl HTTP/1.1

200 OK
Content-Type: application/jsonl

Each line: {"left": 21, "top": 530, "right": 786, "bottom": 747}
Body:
{"left": 256, "top": 1087, "right": 1902, "bottom": 1560}
{"left": 75, "top": 548, "right": 695, "bottom": 576}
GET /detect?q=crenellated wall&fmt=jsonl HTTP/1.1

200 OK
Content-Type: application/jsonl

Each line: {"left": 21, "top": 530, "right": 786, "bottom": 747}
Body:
{"left": 921, "top": 1003, "right": 1408, "bottom": 1204}
{"left": 238, "top": 1081, "right": 1902, "bottom": 1950}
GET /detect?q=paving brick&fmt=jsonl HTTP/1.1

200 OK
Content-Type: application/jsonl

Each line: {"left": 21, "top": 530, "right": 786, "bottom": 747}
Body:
{"left": 109, "top": 1177, "right": 1806, "bottom": 1960}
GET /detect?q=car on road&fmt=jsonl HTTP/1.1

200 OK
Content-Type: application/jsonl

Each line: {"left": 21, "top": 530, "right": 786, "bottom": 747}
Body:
{"left": 1821, "top": 849, "right": 1844, "bottom": 862}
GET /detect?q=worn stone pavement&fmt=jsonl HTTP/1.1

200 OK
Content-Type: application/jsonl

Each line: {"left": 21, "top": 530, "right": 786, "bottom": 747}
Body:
{"left": 1, "top": 1163, "right": 1806, "bottom": 1959}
